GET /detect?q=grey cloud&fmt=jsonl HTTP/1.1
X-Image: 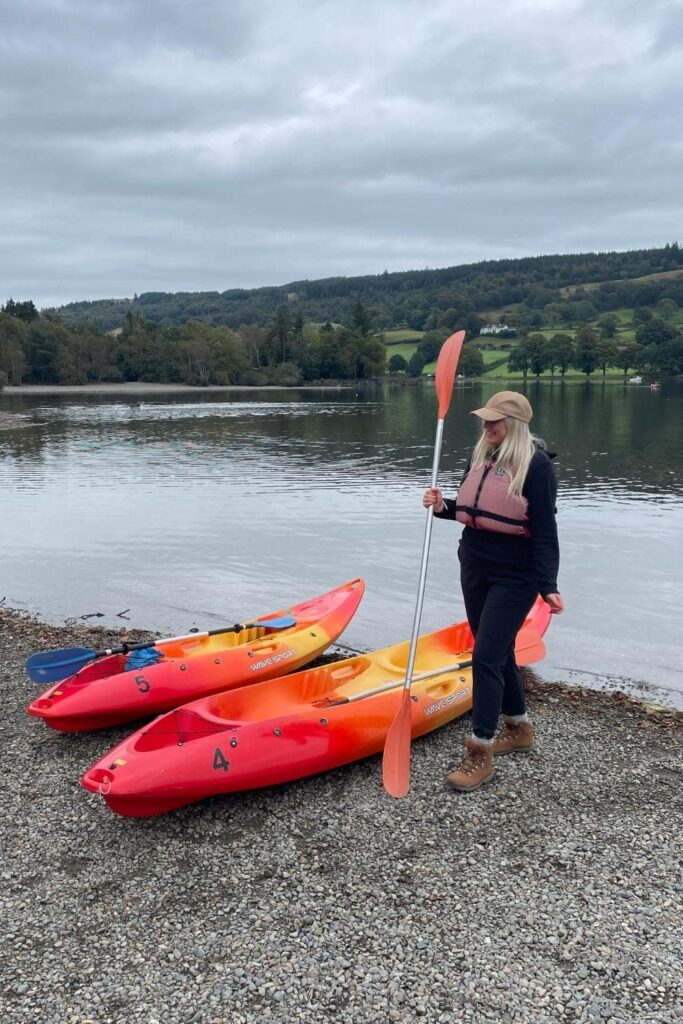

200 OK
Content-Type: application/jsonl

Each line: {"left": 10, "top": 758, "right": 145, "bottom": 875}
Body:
{"left": 1, "top": 0, "right": 682, "bottom": 306}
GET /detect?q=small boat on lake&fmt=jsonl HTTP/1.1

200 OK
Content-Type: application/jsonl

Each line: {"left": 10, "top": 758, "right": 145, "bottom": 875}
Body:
{"left": 628, "top": 375, "right": 643, "bottom": 384}
{"left": 28, "top": 579, "right": 365, "bottom": 732}
{"left": 81, "top": 597, "right": 551, "bottom": 817}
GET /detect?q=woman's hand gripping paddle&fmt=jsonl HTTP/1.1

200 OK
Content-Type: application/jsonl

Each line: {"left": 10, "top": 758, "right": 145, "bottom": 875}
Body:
{"left": 382, "top": 330, "right": 465, "bottom": 798}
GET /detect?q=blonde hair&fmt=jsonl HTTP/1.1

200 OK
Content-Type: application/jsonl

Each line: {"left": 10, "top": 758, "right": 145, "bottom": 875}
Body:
{"left": 470, "top": 416, "right": 537, "bottom": 497}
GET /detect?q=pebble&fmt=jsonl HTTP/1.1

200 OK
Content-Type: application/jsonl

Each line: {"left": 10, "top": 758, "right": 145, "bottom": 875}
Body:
{"left": 0, "top": 608, "right": 681, "bottom": 1024}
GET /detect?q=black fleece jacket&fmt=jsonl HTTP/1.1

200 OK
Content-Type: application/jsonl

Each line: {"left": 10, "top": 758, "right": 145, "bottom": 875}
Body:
{"left": 435, "top": 448, "right": 560, "bottom": 597}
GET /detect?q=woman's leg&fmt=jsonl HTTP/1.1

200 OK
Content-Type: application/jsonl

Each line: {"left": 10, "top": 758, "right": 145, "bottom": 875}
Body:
{"left": 501, "top": 647, "right": 528, "bottom": 718}
{"left": 469, "top": 580, "right": 538, "bottom": 740}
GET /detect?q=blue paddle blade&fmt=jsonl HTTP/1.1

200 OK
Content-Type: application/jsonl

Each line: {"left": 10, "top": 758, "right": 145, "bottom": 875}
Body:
{"left": 251, "top": 615, "right": 297, "bottom": 630}
{"left": 25, "top": 647, "right": 97, "bottom": 685}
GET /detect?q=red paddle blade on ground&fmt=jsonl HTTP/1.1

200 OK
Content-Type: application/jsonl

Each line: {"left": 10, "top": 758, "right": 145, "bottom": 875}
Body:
{"left": 382, "top": 691, "right": 413, "bottom": 799}
{"left": 435, "top": 330, "right": 465, "bottom": 418}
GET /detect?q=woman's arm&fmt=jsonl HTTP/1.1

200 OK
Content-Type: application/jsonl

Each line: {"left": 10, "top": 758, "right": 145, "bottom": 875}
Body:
{"left": 525, "top": 453, "right": 561, "bottom": 604}
{"left": 423, "top": 488, "right": 456, "bottom": 518}
{"left": 422, "top": 461, "right": 469, "bottom": 520}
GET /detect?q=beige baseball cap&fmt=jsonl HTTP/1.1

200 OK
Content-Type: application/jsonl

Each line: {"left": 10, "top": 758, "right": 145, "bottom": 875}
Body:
{"left": 471, "top": 391, "right": 533, "bottom": 423}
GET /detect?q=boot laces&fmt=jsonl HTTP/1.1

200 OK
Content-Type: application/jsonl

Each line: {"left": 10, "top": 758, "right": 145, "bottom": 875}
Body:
{"left": 458, "top": 748, "right": 487, "bottom": 776}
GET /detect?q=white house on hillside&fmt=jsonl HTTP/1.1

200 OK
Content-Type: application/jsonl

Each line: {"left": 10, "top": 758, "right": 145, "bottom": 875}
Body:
{"left": 479, "top": 323, "right": 511, "bottom": 335}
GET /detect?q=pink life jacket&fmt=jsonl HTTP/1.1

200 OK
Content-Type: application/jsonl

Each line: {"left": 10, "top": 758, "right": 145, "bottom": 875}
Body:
{"left": 455, "top": 462, "right": 530, "bottom": 536}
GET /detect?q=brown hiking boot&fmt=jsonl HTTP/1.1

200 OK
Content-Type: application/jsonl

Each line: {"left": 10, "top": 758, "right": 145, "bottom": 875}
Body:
{"left": 492, "top": 718, "right": 535, "bottom": 755}
{"left": 446, "top": 738, "right": 494, "bottom": 792}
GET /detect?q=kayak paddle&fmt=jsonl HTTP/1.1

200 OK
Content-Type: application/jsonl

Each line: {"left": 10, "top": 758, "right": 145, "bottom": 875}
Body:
{"left": 317, "top": 627, "right": 546, "bottom": 708}
{"left": 382, "top": 330, "right": 465, "bottom": 798}
{"left": 26, "top": 615, "right": 298, "bottom": 685}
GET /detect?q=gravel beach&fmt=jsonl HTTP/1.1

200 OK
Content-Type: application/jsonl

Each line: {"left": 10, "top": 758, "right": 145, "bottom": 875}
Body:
{"left": 2, "top": 608, "right": 681, "bottom": 1024}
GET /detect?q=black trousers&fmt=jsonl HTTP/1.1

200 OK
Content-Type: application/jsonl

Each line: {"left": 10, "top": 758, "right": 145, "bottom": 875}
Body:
{"left": 459, "top": 547, "right": 539, "bottom": 740}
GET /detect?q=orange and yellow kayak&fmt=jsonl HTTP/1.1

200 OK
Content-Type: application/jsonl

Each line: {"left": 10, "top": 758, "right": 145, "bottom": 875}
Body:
{"left": 28, "top": 579, "right": 364, "bottom": 732}
{"left": 81, "top": 597, "right": 551, "bottom": 816}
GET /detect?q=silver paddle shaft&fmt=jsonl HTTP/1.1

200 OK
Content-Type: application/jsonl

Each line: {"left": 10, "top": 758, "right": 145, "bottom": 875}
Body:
{"left": 401, "top": 417, "right": 445, "bottom": 695}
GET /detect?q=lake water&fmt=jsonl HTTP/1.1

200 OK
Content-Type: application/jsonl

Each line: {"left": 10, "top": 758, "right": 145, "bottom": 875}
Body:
{"left": 1, "top": 379, "right": 682, "bottom": 708}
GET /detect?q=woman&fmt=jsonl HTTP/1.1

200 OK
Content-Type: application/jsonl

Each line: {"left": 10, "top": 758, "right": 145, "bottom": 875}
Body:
{"left": 423, "top": 390, "right": 563, "bottom": 792}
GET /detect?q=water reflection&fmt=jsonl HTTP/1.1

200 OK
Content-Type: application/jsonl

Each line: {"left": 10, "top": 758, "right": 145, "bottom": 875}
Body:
{"left": 2, "top": 383, "right": 681, "bottom": 496}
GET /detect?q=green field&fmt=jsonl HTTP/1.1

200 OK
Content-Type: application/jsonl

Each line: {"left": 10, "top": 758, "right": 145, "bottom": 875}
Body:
{"left": 480, "top": 349, "right": 510, "bottom": 364}
{"left": 381, "top": 304, "right": 679, "bottom": 378}
{"left": 385, "top": 342, "right": 420, "bottom": 363}
{"left": 474, "top": 351, "right": 628, "bottom": 381}
{"left": 383, "top": 328, "right": 424, "bottom": 344}
{"left": 384, "top": 340, "right": 628, "bottom": 379}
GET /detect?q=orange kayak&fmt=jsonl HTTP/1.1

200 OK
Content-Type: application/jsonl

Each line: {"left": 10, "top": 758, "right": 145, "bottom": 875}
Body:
{"left": 81, "top": 597, "right": 551, "bottom": 816}
{"left": 28, "top": 579, "right": 364, "bottom": 732}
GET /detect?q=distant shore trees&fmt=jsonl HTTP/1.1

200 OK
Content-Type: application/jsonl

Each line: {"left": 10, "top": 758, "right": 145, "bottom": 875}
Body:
{"left": 3, "top": 250, "right": 683, "bottom": 387}
{"left": 0, "top": 297, "right": 387, "bottom": 386}
{"left": 503, "top": 321, "right": 682, "bottom": 378}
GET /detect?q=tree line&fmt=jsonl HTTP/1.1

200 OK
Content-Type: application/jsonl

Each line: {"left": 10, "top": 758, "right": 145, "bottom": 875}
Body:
{"left": 507, "top": 313, "right": 683, "bottom": 378}
{"left": 2, "top": 297, "right": 682, "bottom": 387}
{"left": 0, "top": 298, "right": 386, "bottom": 387}
{"left": 4, "top": 241, "right": 683, "bottom": 385}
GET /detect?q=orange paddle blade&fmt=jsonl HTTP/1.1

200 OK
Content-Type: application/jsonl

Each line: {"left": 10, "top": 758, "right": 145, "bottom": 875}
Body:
{"left": 381, "top": 691, "right": 413, "bottom": 798}
{"left": 435, "top": 330, "right": 466, "bottom": 419}
{"left": 514, "top": 627, "right": 546, "bottom": 666}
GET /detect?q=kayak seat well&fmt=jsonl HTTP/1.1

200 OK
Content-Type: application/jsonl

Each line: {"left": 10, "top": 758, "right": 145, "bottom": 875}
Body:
{"left": 370, "top": 622, "right": 474, "bottom": 675}
{"left": 133, "top": 709, "right": 233, "bottom": 751}
{"left": 63, "top": 653, "right": 127, "bottom": 685}
{"left": 296, "top": 657, "right": 373, "bottom": 702}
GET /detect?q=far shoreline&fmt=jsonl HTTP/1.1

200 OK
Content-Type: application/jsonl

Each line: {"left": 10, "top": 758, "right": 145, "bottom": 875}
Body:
{"left": 2, "top": 600, "right": 681, "bottom": 714}
{"left": 1, "top": 381, "right": 356, "bottom": 395}
{"left": 1, "top": 376, "right": 665, "bottom": 396}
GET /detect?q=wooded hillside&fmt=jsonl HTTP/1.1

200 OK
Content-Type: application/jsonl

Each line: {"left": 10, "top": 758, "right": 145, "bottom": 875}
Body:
{"left": 45, "top": 244, "right": 683, "bottom": 333}
{"left": 3, "top": 245, "right": 682, "bottom": 386}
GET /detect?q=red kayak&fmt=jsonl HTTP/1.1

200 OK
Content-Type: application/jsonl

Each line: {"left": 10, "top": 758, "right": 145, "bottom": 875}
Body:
{"left": 28, "top": 579, "right": 364, "bottom": 732}
{"left": 81, "top": 597, "right": 551, "bottom": 816}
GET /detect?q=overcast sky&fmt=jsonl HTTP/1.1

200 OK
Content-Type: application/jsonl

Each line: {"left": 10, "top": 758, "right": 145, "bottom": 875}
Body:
{"left": 2, "top": 0, "right": 682, "bottom": 308}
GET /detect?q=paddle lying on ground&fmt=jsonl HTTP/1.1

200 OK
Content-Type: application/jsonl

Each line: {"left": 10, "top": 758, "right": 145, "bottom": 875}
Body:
{"left": 382, "top": 330, "right": 465, "bottom": 799}
{"left": 317, "top": 628, "right": 546, "bottom": 708}
{"left": 25, "top": 616, "right": 298, "bottom": 685}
